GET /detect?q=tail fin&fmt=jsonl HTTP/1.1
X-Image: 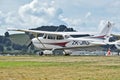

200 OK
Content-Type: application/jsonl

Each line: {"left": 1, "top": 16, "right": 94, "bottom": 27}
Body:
{"left": 93, "top": 21, "right": 113, "bottom": 39}
{"left": 99, "top": 21, "right": 113, "bottom": 37}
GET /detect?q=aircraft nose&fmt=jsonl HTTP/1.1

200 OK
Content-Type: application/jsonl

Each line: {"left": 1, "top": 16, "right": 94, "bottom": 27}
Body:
{"left": 31, "top": 38, "right": 37, "bottom": 43}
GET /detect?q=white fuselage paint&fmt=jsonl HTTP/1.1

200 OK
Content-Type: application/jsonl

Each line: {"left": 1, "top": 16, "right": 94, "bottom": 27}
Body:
{"left": 32, "top": 37, "right": 105, "bottom": 50}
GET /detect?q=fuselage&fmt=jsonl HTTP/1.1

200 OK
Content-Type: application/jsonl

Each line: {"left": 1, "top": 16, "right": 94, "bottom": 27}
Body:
{"left": 31, "top": 33, "right": 105, "bottom": 50}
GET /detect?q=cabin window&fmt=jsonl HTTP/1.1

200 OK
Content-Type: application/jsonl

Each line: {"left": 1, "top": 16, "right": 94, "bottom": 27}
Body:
{"left": 43, "top": 34, "right": 47, "bottom": 39}
{"left": 43, "top": 34, "right": 64, "bottom": 40}
{"left": 37, "top": 33, "right": 43, "bottom": 37}
{"left": 70, "top": 34, "right": 90, "bottom": 38}
{"left": 56, "top": 35, "right": 64, "bottom": 40}
{"left": 65, "top": 35, "right": 70, "bottom": 39}
{"left": 47, "top": 34, "right": 56, "bottom": 40}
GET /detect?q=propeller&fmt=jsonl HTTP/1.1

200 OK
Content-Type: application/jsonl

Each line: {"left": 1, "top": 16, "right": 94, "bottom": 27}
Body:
{"left": 21, "top": 35, "right": 34, "bottom": 51}
{"left": 24, "top": 32, "right": 35, "bottom": 49}
{"left": 27, "top": 41, "right": 33, "bottom": 48}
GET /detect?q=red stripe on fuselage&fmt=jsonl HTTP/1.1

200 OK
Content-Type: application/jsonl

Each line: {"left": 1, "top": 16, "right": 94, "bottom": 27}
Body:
{"left": 50, "top": 42, "right": 69, "bottom": 47}
{"left": 92, "top": 35, "right": 106, "bottom": 39}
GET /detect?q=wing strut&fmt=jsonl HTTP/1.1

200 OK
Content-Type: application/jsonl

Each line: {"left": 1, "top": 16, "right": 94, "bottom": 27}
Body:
{"left": 34, "top": 33, "right": 46, "bottom": 49}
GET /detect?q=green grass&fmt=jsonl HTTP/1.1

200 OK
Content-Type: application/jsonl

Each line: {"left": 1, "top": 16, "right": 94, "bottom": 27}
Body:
{"left": 0, "top": 56, "right": 120, "bottom": 80}
{"left": 0, "top": 61, "right": 98, "bottom": 68}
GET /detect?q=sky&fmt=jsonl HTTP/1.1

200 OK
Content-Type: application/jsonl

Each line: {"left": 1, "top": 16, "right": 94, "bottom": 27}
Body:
{"left": 0, "top": 0, "right": 120, "bottom": 35}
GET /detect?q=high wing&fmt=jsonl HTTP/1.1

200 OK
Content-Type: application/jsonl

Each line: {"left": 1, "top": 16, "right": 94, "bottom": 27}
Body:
{"left": 8, "top": 28, "right": 67, "bottom": 35}
{"left": 8, "top": 29, "right": 105, "bottom": 46}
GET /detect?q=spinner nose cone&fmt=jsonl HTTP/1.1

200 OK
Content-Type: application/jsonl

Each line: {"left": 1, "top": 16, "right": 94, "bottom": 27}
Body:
{"left": 31, "top": 38, "right": 37, "bottom": 44}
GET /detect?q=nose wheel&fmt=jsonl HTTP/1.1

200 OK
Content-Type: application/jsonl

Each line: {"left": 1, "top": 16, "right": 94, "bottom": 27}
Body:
{"left": 39, "top": 51, "right": 44, "bottom": 56}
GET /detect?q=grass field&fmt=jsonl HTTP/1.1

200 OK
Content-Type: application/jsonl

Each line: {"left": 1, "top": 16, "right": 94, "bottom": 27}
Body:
{"left": 0, "top": 56, "right": 120, "bottom": 80}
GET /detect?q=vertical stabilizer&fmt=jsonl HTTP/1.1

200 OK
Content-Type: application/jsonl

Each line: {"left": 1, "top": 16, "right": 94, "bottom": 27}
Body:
{"left": 99, "top": 21, "right": 113, "bottom": 37}
{"left": 94, "top": 21, "right": 113, "bottom": 39}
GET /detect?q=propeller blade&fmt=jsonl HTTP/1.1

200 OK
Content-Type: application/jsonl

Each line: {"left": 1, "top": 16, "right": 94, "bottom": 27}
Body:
{"left": 27, "top": 41, "right": 33, "bottom": 48}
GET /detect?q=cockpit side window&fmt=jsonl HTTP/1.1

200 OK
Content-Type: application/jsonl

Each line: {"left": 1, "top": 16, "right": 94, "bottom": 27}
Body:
{"left": 70, "top": 34, "right": 90, "bottom": 38}
{"left": 64, "top": 35, "right": 70, "bottom": 39}
{"left": 43, "top": 34, "right": 47, "bottom": 39}
{"left": 46, "top": 34, "right": 56, "bottom": 40}
{"left": 56, "top": 35, "right": 64, "bottom": 40}
{"left": 43, "top": 34, "right": 64, "bottom": 40}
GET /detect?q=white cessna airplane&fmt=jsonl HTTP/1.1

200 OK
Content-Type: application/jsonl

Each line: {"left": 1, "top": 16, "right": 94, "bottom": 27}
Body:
{"left": 8, "top": 21, "right": 119, "bottom": 55}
